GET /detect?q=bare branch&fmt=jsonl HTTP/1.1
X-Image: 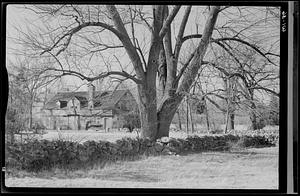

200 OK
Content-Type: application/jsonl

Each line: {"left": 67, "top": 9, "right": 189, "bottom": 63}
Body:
{"left": 135, "top": 38, "right": 147, "bottom": 69}
{"left": 213, "top": 37, "right": 279, "bottom": 66}
{"left": 206, "top": 95, "right": 226, "bottom": 113}
{"left": 176, "top": 6, "right": 221, "bottom": 96}
{"left": 250, "top": 86, "right": 279, "bottom": 97}
{"left": 135, "top": 8, "right": 153, "bottom": 32}
{"left": 44, "top": 67, "right": 142, "bottom": 84}
{"left": 174, "top": 6, "right": 192, "bottom": 60}
{"left": 159, "top": 5, "right": 181, "bottom": 38}
{"left": 40, "top": 21, "right": 124, "bottom": 56}
{"left": 175, "top": 50, "right": 197, "bottom": 84}
{"left": 181, "top": 35, "right": 279, "bottom": 67}
{"left": 90, "top": 71, "right": 142, "bottom": 84}
{"left": 106, "top": 5, "right": 145, "bottom": 79}
{"left": 181, "top": 33, "right": 203, "bottom": 43}
{"left": 129, "top": 6, "right": 137, "bottom": 47}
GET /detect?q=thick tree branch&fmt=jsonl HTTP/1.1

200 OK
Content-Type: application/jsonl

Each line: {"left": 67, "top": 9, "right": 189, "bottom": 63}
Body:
{"left": 40, "top": 21, "right": 123, "bottom": 56}
{"left": 181, "top": 35, "right": 279, "bottom": 67}
{"left": 175, "top": 50, "right": 197, "bottom": 84}
{"left": 106, "top": 5, "right": 145, "bottom": 80}
{"left": 134, "top": 38, "right": 147, "bottom": 69}
{"left": 159, "top": 5, "right": 181, "bottom": 38}
{"left": 144, "top": 5, "right": 164, "bottom": 89}
{"left": 90, "top": 71, "right": 142, "bottom": 84}
{"left": 162, "top": 6, "right": 177, "bottom": 96}
{"left": 174, "top": 6, "right": 192, "bottom": 60}
{"left": 176, "top": 6, "right": 220, "bottom": 96}
{"left": 46, "top": 47, "right": 143, "bottom": 84}
{"left": 182, "top": 33, "right": 203, "bottom": 43}
{"left": 44, "top": 68, "right": 142, "bottom": 84}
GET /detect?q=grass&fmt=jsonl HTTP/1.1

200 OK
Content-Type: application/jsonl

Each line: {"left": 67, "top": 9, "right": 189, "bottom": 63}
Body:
{"left": 16, "top": 129, "right": 204, "bottom": 143}
{"left": 5, "top": 146, "right": 278, "bottom": 189}
{"left": 13, "top": 124, "right": 279, "bottom": 144}
{"left": 6, "top": 128, "right": 279, "bottom": 189}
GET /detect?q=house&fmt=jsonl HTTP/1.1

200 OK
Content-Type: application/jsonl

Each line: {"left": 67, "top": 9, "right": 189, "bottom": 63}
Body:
{"left": 41, "top": 83, "right": 139, "bottom": 131}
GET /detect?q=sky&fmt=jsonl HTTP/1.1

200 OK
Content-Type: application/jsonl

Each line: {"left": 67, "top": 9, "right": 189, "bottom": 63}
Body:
{"left": 6, "top": 5, "right": 206, "bottom": 91}
{"left": 5, "top": 4, "right": 280, "bottom": 103}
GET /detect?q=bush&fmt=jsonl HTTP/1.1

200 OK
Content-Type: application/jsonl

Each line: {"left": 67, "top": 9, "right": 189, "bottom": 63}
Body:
{"left": 5, "top": 134, "right": 277, "bottom": 172}
{"left": 5, "top": 108, "right": 26, "bottom": 143}
{"left": 121, "top": 112, "right": 141, "bottom": 132}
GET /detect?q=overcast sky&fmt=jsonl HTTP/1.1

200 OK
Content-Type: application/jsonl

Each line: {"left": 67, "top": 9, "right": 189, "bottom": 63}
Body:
{"left": 5, "top": 4, "right": 280, "bottom": 102}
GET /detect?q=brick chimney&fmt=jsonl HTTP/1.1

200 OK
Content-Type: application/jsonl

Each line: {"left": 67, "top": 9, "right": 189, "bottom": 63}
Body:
{"left": 87, "top": 82, "right": 95, "bottom": 109}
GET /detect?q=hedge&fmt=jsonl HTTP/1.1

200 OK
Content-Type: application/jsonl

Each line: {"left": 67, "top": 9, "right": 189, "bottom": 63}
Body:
{"left": 5, "top": 134, "right": 277, "bottom": 172}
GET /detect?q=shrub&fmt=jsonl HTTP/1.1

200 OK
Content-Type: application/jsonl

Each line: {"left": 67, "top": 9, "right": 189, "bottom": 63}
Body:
{"left": 241, "top": 135, "right": 274, "bottom": 148}
{"left": 121, "top": 113, "right": 141, "bottom": 133}
{"left": 31, "top": 121, "right": 47, "bottom": 132}
{"left": 5, "top": 133, "right": 277, "bottom": 172}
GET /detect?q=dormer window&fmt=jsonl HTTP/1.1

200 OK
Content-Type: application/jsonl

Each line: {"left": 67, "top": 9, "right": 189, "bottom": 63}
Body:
{"left": 60, "top": 101, "right": 67, "bottom": 108}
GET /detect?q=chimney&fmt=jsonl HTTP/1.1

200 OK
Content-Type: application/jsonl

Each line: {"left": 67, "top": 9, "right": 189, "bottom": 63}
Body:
{"left": 87, "top": 82, "right": 95, "bottom": 109}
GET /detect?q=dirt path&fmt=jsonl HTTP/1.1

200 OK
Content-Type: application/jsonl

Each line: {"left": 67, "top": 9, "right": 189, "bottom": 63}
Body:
{"left": 5, "top": 147, "right": 278, "bottom": 189}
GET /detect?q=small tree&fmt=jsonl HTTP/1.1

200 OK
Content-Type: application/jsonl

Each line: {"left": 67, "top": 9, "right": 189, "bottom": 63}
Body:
{"left": 268, "top": 94, "right": 279, "bottom": 125}
{"left": 122, "top": 112, "right": 141, "bottom": 133}
{"left": 6, "top": 71, "right": 29, "bottom": 143}
{"left": 5, "top": 107, "right": 25, "bottom": 143}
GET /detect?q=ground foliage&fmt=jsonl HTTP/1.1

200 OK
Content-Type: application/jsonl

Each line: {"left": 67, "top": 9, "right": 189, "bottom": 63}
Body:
{"left": 5, "top": 134, "right": 277, "bottom": 172}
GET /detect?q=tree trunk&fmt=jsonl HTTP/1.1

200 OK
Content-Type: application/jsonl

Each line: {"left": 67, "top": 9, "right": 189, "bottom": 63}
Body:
{"left": 29, "top": 102, "right": 33, "bottom": 130}
{"left": 249, "top": 102, "right": 258, "bottom": 130}
{"left": 189, "top": 102, "right": 195, "bottom": 133}
{"left": 249, "top": 89, "right": 258, "bottom": 130}
{"left": 177, "top": 110, "right": 182, "bottom": 130}
{"left": 224, "top": 111, "right": 235, "bottom": 133}
{"left": 224, "top": 110, "right": 229, "bottom": 134}
{"left": 138, "top": 85, "right": 158, "bottom": 140}
{"left": 156, "top": 95, "right": 183, "bottom": 138}
{"left": 156, "top": 109, "right": 176, "bottom": 138}
{"left": 224, "top": 95, "right": 230, "bottom": 134}
{"left": 205, "top": 101, "right": 210, "bottom": 132}
{"left": 228, "top": 113, "right": 235, "bottom": 130}
{"left": 139, "top": 6, "right": 220, "bottom": 140}
{"left": 186, "top": 97, "right": 189, "bottom": 134}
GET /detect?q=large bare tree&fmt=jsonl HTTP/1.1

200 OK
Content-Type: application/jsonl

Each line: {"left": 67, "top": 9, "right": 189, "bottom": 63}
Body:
{"left": 10, "top": 5, "right": 279, "bottom": 140}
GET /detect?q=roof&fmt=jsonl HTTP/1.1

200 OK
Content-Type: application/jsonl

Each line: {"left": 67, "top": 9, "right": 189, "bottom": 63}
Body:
{"left": 43, "top": 90, "right": 130, "bottom": 110}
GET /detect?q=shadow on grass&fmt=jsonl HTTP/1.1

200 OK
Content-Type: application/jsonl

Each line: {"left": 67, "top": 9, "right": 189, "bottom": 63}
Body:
{"left": 174, "top": 150, "right": 257, "bottom": 158}
{"left": 95, "top": 171, "right": 159, "bottom": 182}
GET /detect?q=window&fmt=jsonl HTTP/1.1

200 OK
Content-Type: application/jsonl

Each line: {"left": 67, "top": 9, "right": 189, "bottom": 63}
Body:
{"left": 60, "top": 101, "right": 67, "bottom": 108}
{"left": 96, "top": 117, "right": 101, "bottom": 124}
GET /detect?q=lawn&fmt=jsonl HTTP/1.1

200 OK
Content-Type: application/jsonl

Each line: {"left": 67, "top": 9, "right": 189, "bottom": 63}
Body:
{"left": 15, "top": 128, "right": 258, "bottom": 143}
{"left": 5, "top": 146, "right": 278, "bottom": 189}
{"left": 15, "top": 129, "right": 206, "bottom": 143}
{"left": 14, "top": 125, "right": 279, "bottom": 144}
